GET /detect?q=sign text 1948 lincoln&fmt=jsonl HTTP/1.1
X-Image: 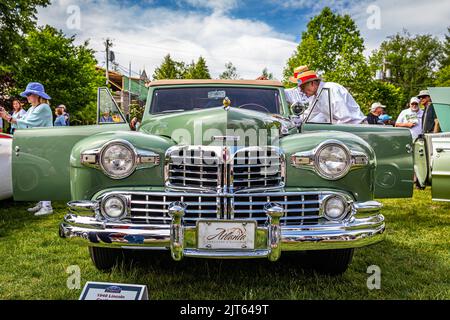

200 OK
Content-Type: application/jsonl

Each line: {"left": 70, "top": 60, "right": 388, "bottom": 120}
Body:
{"left": 8, "top": 80, "right": 450, "bottom": 274}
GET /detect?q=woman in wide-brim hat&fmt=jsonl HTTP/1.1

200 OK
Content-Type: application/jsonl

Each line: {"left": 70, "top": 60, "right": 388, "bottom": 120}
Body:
{"left": 0, "top": 82, "right": 54, "bottom": 216}
{"left": 1, "top": 82, "right": 53, "bottom": 129}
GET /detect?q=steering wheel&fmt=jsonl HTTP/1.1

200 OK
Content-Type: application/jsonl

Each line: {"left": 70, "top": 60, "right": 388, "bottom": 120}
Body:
{"left": 236, "top": 103, "right": 270, "bottom": 113}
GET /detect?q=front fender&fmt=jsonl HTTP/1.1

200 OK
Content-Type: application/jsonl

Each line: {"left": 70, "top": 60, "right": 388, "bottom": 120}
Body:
{"left": 280, "top": 131, "right": 376, "bottom": 202}
{"left": 70, "top": 131, "right": 175, "bottom": 200}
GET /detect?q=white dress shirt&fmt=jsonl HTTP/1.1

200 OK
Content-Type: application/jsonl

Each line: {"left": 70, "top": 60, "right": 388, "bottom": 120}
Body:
{"left": 304, "top": 82, "right": 366, "bottom": 124}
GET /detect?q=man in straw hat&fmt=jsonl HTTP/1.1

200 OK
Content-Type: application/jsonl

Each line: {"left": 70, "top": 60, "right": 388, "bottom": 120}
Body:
{"left": 286, "top": 66, "right": 366, "bottom": 124}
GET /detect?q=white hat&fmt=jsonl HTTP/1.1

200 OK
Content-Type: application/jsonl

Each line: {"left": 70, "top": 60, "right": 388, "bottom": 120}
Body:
{"left": 370, "top": 102, "right": 386, "bottom": 112}
{"left": 410, "top": 97, "right": 420, "bottom": 104}
{"left": 417, "top": 90, "right": 430, "bottom": 98}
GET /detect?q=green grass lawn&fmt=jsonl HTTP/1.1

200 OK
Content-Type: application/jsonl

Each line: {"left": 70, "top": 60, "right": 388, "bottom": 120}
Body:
{"left": 0, "top": 188, "right": 449, "bottom": 300}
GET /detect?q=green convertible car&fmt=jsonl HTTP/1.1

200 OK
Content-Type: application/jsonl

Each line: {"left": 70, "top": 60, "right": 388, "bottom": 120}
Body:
{"left": 10, "top": 80, "right": 450, "bottom": 274}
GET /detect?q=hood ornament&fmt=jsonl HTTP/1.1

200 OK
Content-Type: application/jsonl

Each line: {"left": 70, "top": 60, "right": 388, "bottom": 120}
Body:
{"left": 223, "top": 97, "right": 231, "bottom": 111}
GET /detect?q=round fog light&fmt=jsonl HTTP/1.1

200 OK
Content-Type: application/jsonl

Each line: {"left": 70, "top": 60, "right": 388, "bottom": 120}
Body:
{"left": 101, "top": 196, "right": 126, "bottom": 220}
{"left": 323, "top": 196, "right": 349, "bottom": 221}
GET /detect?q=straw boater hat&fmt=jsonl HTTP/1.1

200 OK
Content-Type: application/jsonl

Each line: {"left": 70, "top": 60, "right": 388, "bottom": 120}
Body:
{"left": 289, "top": 66, "right": 321, "bottom": 85}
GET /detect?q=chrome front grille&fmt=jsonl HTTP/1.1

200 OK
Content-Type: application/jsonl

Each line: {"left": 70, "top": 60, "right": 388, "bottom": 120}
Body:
{"left": 165, "top": 146, "right": 223, "bottom": 191}
{"left": 130, "top": 193, "right": 221, "bottom": 225}
{"left": 232, "top": 193, "right": 320, "bottom": 226}
{"left": 232, "top": 148, "right": 284, "bottom": 191}
{"left": 127, "top": 192, "right": 321, "bottom": 226}
{"left": 165, "top": 146, "right": 285, "bottom": 192}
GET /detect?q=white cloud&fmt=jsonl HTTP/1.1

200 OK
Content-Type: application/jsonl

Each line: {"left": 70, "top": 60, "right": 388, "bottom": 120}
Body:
{"left": 37, "top": 0, "right": 297, "bottom": 80}
{"left": 349, "top": 0, "right": 450, "bottom": 54}
{"left": 278, "top": 0, "right": 449, "bottom": 55}
{"left": 36, "top": 0, "right": 449, "bottom": 81}
{"left": 183, "top": 0, "right": 238, "bottom": 13}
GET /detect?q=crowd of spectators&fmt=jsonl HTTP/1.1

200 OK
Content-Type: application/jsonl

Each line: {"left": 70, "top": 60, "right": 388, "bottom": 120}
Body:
{"left": 365, "top": 89, "right": 441, "bottom": 140}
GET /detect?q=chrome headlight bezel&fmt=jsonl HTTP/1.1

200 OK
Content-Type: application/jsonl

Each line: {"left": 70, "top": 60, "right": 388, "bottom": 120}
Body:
{"left": 81, "top": 140, "right": 161, "bottom": 179}
{"left": 320, "top": 194, "right": 352, "bottom": 221}
{"left": 314, "top": 141, "right": 352, "bottom": 180}
{"left": 100, "top": 194, "right": 130, "bottom": 221}
{"left": 99, "top": 140, "right": 138, "bottom": 180}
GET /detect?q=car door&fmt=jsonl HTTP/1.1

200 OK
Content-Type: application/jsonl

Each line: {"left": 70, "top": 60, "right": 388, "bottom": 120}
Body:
{"left": 300, "top": 87, "right": 414, "bottom": 199}
{"left": 429, "top": 133, "right": 450, "bottom": 201}
{"left": 13, "top": 88, "right": 131, "bottom": 201}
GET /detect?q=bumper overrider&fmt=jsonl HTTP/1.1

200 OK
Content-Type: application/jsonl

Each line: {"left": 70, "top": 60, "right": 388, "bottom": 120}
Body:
{"left": 59, "top": 191, "right": 385, "bottom": 262}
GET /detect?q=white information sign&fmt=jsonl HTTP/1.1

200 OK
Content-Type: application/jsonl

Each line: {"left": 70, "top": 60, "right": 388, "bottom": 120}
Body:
{"left": 79, "top": 282, "right": 148, "bottom": 300}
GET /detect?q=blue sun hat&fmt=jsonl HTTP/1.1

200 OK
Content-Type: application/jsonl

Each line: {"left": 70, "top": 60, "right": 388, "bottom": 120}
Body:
{"left": 20, "top": 82, "right": 51, "bottom": 100}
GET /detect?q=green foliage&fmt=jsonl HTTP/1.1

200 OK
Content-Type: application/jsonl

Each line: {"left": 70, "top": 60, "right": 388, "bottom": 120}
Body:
{"left": 369, "top": 31, "right": 444, "bottom": 101}
{"left": 184, "top": 56, "right": 211, "bottom": 79}
{"left": 361, "top": 81, "right": 406, "bottom": 117}
{"left": 153, "top": 54, "right": 211, "bottom": 80}
{"left": 152, "top": 54, "right": 183, "bottom": 80}
{"left": 0, "top": 0, "right": 50, "bottom": 72}
{"left": 260, "top": 67, "right": 274, "bottom": 80}
{"left": 435, "top": 28, "right": 450, "bottom": 87}
{"left": 439, "top": 27, "right": 450, "bottom": 67}
{"left": 219, "top": 62, "right": 239, "bottom": 80}
{"left": 13, "top": 26, "right": 105, "bottom": 125}
{"left": 435, "top": 65, "right": 450, "bottom": 87}
{"left": 283, "top": 7, "right": 369, "bottom": 90}
{"left": 129, "top": 103, "right": 144, "bottom": 121}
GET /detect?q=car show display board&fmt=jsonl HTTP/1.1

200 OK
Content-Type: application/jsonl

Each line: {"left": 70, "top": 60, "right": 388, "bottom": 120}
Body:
{"left": 79, "top": 282, "right": 149, "bottom": 300}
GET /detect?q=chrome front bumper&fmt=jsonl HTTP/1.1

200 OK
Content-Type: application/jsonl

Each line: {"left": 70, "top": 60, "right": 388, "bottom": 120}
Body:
{"left": 59, "top": 195, "right": 385, "bottom": 262}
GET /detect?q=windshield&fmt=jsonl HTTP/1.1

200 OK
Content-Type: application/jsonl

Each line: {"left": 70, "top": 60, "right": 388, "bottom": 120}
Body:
{"left": 150, "top": 87, "right": 281, "bottom": 114}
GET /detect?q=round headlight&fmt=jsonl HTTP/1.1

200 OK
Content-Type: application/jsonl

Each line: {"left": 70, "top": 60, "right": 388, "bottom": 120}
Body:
{"left": 323, "top": 195, "right": 349, "bottom": 221}
{"left": 100, "top": 141, "right": 136, "bottom": 179}
{"left": 101, "top": 195, "right": 127, "bottom": 220}
{"left": 315, "top": 143, "right": 351, "bottom": 180}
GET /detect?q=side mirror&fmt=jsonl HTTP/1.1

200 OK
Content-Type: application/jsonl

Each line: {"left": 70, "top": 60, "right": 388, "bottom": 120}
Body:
{"left": 290, "top": 102, "right": 307, "bottom": 116}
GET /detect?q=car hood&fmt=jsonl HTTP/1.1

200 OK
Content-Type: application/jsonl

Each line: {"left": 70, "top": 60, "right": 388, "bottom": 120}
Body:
{"left": 139, "top": 107, "right": 294, "bottom": 145}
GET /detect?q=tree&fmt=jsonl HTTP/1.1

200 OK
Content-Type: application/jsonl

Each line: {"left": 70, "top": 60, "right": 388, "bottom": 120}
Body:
{"left": 435, "top": 27, "right": 450, "bottom": 86}
{"left": 259, "top": 67, "right": 274, "bottom": 80}
{"left": 369, "top": 31, "right": 444, "bottom": 100}
{"left": 152, "top": 54, "right": 185, "bottom": 80}
{"left": 283, "top": 7, "right": 370, "bottom": 92}
{"left": 219, "top": 62, "right": 239, "bottom": 80}
{"left": 439, "top": 27, "right": 450, "bottom": 67}
{"left": 14, "top": 26, "right": 105, "bottom": 124}
{"left": 0, "top": 0, "right": 50, "bottom": 72}
{"left": 184, "top": 56, "right": 211, "bottom": 79}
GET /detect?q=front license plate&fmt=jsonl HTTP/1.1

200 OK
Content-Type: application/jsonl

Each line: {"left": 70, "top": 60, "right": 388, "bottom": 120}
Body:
{"left": 198, "top": 221, "right": 256, "bottom": 250}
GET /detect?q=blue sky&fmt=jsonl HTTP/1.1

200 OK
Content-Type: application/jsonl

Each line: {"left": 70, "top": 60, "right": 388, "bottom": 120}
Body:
{"left": 37, "top": 0, "right": 450, "bottom": 79}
